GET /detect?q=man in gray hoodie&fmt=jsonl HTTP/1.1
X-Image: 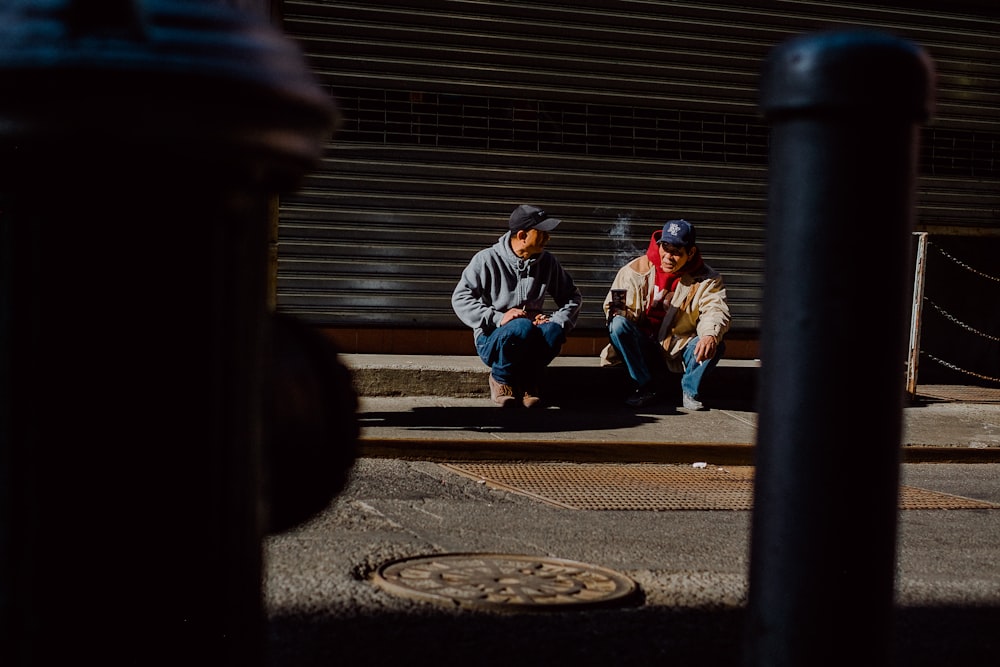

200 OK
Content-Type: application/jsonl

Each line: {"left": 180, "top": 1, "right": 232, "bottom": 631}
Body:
{"left": 452, "top": 205, "right": 582, "bottom": 408}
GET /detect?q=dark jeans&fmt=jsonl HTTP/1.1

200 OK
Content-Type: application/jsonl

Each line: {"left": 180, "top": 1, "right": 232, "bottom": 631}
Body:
{"left": 607, "top": 315, "right": 725, "bottom": 399}
{"left": 475, "top": 318, "right": 565, "bottom": 387}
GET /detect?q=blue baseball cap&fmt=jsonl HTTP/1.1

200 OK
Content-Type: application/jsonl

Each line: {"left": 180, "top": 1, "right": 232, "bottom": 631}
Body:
{"left": 660, "top": 219, "right": 696, "bottom": 249}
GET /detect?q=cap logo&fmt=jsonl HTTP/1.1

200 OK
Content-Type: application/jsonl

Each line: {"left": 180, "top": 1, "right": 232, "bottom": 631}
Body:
{"left": 666, "top": 222, "right": 683, "bottom": 236}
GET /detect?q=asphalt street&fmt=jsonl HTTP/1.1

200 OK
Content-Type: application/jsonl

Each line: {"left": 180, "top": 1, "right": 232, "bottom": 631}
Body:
{"left": 265, "top": 458, "right": 1000, "bottom": 666}
{"left": 264, "top": 360, "right": 1000, "bottom": 666}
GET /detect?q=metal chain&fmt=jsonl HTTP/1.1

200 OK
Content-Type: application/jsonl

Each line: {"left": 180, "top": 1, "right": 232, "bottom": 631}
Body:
{"left": 924, "top": 298, "right": 1000, "bottom": 343}
{"left": 929, "top": 241, "right": 1000, "bottom": 282}
{"left": 914, "top": 240, "right": 999, "bottom": 385}
{"left": 920, "top": 350, "right": 1000, "bottom": 384}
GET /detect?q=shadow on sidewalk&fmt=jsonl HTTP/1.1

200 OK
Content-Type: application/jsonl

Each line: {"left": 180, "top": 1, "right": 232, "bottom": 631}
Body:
{"left": 358, "top": 392, "right": 757, "bottom": 436}
{"left": 358, "top": 402, "right": 675, "bottom": 434}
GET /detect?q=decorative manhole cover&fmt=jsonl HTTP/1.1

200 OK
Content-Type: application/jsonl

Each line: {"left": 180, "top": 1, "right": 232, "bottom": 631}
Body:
{"left": 371, "top": 552, "right": 639, "bottom": 611}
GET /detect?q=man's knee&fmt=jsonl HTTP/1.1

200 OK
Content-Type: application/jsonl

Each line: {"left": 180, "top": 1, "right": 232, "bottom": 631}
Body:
{"left": 502, "top": 317, "right": 534, "bottom": 340}
{"left": 608, "top": 314, "right": 630, "bottom": 337}
{"left": 536, "top": 321, "right": 566, "bottom": 348}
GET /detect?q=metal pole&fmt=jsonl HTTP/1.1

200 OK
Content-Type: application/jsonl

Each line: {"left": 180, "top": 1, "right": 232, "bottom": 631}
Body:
{"left": 745, "top": 30, "right": 934, "bottom": 666}
{"left": 0, "top": 2, "right": 337, "bottom": 665}
{"left": 906, "top": 232, "right": 929, "bottom": 399}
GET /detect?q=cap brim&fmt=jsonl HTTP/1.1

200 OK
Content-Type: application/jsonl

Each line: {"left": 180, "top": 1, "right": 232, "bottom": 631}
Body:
{"left": 534, "top": 217, "right": 561, "bottom": 231}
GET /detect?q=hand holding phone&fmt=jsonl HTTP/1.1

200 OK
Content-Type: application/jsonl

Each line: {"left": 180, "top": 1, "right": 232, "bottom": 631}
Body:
{"left": 608, "top": 288, "right": 627, "bottom": 324}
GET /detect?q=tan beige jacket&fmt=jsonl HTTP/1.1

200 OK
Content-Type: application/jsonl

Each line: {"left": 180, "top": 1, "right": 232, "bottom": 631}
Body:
{"left": 599, "top": 253, "right": 731, "bottom": 373}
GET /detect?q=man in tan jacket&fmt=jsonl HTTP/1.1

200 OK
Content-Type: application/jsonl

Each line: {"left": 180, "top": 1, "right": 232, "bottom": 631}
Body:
{"left": 600, "top": 219, "right": 731, "bottom": 409}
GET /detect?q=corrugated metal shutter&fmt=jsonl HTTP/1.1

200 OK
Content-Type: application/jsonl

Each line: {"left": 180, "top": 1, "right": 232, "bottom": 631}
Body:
{"left": 276, "top": 0, "right": 999, "bottom": 335}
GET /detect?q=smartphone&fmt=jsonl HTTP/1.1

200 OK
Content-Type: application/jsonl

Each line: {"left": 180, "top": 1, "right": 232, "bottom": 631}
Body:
{"left": 608, "top": 288, "right": 627, "bottom": 325}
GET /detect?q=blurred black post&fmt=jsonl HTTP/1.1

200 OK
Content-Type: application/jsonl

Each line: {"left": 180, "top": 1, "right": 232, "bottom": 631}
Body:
{"left": 0, "top": 1, "right": 337, "bottom": 665}
{"left": 745, "top": 30, "right": 934, "bottom": 666}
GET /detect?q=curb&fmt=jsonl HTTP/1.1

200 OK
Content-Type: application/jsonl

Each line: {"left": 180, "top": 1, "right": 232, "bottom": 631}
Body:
{"left": 343, "top": 354, "right": 759, "bottom": 400}
{"left": 357, "top": 439, "right": 1000, "bottom": 465}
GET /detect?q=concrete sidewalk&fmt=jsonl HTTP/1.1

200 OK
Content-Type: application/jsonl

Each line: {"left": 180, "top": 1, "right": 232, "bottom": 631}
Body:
{"left": 343, "top": 353, "right": 760, "bottom": 401}
{"left": 342, "top": 354, "right": 1000, "bottom": 463}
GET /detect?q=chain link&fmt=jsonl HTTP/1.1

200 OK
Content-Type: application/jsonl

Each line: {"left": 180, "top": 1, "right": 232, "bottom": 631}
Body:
{"left": 924, "top": 298, "right": 1000, "bottom": 343}
{"left": 920, "top": 350, "right": 1000, "bottom": 384}
{"left": 929, "top": 241, "right": 1000, "bottom": 282}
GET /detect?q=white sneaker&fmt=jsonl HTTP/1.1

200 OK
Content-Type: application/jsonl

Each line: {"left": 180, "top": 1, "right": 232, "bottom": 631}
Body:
{"left": 681, "top": 393, "right": 704, "bottom": 411}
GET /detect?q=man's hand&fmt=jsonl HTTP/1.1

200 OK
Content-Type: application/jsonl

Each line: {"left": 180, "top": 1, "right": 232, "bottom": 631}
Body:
{"left": 693, "top": 335, "right": 718, "bottom": 364}
{"left": 500, "top": 308, "right": 530, "bottom": 325}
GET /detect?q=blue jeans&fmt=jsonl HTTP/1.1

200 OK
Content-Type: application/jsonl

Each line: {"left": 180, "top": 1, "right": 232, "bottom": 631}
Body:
{"left": 476, "top": 318, "right": 565, "bottom": 387}
{"left": 679, "top": 331, "right": 725, "bottom": 400}
{"left": 607, "top": 315, "right": 725, "bottom": 399}
{"left": 607, "top": 315, "right": 668, "bottom": 390}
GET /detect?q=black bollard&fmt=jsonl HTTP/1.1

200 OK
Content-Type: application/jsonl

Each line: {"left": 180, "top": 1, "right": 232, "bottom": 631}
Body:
{"left": 745, "top": 30, "right": 934, "bottom": 666}
{"left": 0, "top": 2, "right": 340, "bottom": 665}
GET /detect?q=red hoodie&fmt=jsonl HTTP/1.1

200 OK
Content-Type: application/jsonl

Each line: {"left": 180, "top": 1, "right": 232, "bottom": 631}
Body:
{"left": 640, "top": 230, "right": 703, "bottom": 337}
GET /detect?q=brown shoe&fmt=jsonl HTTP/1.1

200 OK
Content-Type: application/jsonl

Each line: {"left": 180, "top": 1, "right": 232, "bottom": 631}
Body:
{"left": 521, "top": 385, "right": 542, "bottom": 409}
{"left": 489, "top": 374, "right": 518, "bottom": 408}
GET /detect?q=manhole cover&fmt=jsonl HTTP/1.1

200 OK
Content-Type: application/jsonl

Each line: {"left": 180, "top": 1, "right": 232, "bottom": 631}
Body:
{"left": 371, "top": 552, "right": 639, "bottom": 611}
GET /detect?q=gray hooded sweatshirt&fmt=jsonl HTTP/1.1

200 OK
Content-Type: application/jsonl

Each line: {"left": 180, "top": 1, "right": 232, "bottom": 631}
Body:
{"left": 451, "top": 231, "right": 582, "bottom": 341}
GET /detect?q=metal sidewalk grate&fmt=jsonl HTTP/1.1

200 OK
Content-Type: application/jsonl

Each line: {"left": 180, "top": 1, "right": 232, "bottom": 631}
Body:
{"left": 442, "top": 463, "right": 1000, "bottom": 511}
{"left": 916, "top": 384, "right": 1000, "bottom": 403}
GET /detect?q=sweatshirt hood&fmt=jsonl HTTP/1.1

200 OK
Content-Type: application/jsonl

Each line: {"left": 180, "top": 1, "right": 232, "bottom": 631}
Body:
{"left": 645, "top": 228, "right": 703, "bottom": 289}
{"left": 645, "top": 230, "right": 663, "bottom": 267}
{"left": 498, "top": 231, "right": 539, "bottom": 269}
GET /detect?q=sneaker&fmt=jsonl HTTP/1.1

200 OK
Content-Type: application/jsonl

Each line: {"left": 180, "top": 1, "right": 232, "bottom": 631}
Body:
{"left": 681, "top": 393, "right": 705, "bottom": 411}
{"left": 522, "top": 385, "right": 542, "bottom": 409}
{"left": 489, "top": 374, "right": 519, "bottom": 408}
{"left": 625, "top": 387, "right": 657, "bottom": 408}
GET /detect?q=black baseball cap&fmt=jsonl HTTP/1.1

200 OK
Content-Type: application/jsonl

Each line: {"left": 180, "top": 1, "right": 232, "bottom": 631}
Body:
{"left": 509, "top": 205, "right": 562, "bottom": 232}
